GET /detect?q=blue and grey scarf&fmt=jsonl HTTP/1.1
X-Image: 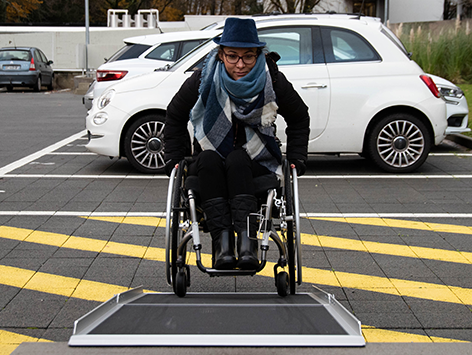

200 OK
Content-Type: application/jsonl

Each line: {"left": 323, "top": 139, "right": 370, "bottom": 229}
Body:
{"left": 190, "top": 48, "right": 282, "bottom": 177}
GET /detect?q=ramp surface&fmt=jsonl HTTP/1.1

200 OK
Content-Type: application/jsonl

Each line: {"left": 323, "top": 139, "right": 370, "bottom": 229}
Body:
{"left": 69, "top": 287, "right": 365, "bottom": 347}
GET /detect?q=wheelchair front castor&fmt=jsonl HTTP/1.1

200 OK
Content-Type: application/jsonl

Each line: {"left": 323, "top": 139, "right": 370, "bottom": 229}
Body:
{"left": 276, "top": 271, "right": 289, "bottom": 297}
{"left": 175, "top": 270, "right": 188, "bottom": 297}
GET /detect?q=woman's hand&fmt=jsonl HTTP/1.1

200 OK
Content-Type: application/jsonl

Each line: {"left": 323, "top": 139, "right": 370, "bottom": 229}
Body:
{"left": 165, "top": 159, "right": 180, "bottom": 177}
{"left": 290, "top": 159, "right": 306, "bottom": 176}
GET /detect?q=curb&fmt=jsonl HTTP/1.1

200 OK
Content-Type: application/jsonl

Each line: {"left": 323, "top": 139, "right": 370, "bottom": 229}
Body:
{"left": 446, "top": 133, "right": 472, "bottom": 150}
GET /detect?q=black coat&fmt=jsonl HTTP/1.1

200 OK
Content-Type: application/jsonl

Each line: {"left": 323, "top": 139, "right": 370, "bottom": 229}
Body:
{"left": 164, "top": 53, "right": 310, "bottom": 163}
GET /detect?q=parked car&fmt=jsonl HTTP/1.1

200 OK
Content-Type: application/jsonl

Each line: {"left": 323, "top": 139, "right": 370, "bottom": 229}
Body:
{"left": 85, "top": 14, "right": 469, "bottom": 174}
{"left": 0, "top": 46, "right": 54, "bottom": 91}
{"left": 83, "top": 30, "right": 221, "bottom": 109}
{"left": 430, "top": 75, "right": 470, "bottom": 135}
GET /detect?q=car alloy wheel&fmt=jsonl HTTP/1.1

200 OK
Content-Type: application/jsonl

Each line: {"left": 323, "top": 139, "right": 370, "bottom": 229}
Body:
{"left": 367, "top": 113, "right": 431, "bottom": 173}
{"left": 124, "top": 114, "right": 166, "bottom": 173}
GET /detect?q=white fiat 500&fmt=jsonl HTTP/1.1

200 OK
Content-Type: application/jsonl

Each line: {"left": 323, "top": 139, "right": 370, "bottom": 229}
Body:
{"left": 85, "top": 14, "right": 468, "bottom": 174}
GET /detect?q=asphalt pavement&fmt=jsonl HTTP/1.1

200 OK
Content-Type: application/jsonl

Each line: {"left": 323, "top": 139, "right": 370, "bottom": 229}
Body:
{"left": 2, "top": 90, "right": 472, "bottom": 354}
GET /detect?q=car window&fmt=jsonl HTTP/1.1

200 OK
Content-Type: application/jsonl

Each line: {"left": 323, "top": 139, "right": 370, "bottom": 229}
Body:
{"left": 33, "top": 51, "right": 41, "bottom": 64}
{"left": 107, "top": 44, "right": 151, "bottom": 62}
{"left": 381, "top": 26, "right": 411, "bottom": 59}
{"left": 0, "top": 49, "right": 31, "bottom": 61}
{"left": 146, "top": 43, "right": 177, "bottom": 61}
{"left": 181, "top": 40, "right": 205, "bottom": 57}
{"left": 321, "top": 27, "right": 380, "bottom": 63}
{"left": 38, "top": 50, "right": 48, "bottom": 63}
{"left": 258, "top": 27, "right": 313, "bottom": 65}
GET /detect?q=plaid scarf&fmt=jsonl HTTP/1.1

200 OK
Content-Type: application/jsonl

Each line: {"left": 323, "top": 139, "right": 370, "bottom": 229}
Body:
{"left": 190, "top": 49, "right": 282, "bottom": 177}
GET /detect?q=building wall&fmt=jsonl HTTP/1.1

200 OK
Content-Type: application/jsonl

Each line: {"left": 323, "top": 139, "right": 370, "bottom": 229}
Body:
{"left": 0, "top": 19, "right": 208, "bottom": 72}
{"left": 313, "top": 0, "right": 351, "bottom": 14}
{"left": 389, "top": 0, "right": 444, "bottom": 23}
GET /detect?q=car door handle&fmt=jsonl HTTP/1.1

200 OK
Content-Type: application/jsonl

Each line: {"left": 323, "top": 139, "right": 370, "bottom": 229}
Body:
{"left": 301, "top": 83, "right": 327, "bottom": 89}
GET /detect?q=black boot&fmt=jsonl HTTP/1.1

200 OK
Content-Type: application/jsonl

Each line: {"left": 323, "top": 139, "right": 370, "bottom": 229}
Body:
{"left": 202, "top": 197, "right": 236, "bottom": 270}
{"left": 230, "top": 194, "right": 259, "bottom": 270}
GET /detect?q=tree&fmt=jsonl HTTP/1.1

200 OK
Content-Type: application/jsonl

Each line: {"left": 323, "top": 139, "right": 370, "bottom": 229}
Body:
{"left": 265, "top": 0, "right": 320, "bottom": 14}
{"left": 0, "top": 0, "right": 43, "bottom": 22}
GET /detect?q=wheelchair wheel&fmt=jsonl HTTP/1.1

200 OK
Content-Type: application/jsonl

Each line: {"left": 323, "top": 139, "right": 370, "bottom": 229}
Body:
{"left": 175, "top": 270, "right": 187, "bottom": 297}
{"left": 276, "top": 271, "right": 289, "bottom": 297}
{"left": 284, "top": 161, "right": 302, "bottom": 295}
{"left": 165, "top": 160, "right": 188, "bottom": 291}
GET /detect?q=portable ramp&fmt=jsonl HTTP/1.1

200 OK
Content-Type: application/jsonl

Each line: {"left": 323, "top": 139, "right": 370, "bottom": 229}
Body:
{"left": 68, "top": 286, "right": 365, "bottom": 347}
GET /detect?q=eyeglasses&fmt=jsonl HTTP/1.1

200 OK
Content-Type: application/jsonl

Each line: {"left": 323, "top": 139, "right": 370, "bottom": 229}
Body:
{"left": 223, "top": 52, "right": 258, "bottom": 65}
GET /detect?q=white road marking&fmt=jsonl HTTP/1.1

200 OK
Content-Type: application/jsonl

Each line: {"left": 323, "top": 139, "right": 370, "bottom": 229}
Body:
{"left": 0, "top": 130, "right": 87, "bottom": 176}
{"left": 1, "top": 211, "right": 472, "bottom": 218}
{"left": 3, "top": 173, "right": 472, "bottom": 180}
{"left": 46, "top": 152, "right": 97, "bottom": 155}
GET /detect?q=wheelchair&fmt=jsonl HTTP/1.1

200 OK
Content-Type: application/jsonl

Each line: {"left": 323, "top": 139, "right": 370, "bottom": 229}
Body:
{"left": 165, "top": 157, "right": 302, "bottom": 297}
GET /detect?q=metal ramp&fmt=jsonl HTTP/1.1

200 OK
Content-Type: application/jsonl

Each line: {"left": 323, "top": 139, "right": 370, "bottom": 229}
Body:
{"left": 68, "top": 286, "right": 365, "bottom": 347}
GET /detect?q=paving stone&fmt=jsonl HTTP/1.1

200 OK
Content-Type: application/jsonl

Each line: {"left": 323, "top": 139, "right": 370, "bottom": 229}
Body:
{"left": 0, "top": 290, "right": 67, "bottom": 328}
{"left": 425, "top": 329, "right": 472, "bottom": 342}
{"left": 48, "top": 298, "right": 101, "bottom": 329}
{"left": 39, "top": 258, "right": 94, "bottom": 280}
{"left": 349, "top": 300, "right": 412, "bottom": 314}
{"left": 353, "top": 311, "right": 422, "bottom": 328}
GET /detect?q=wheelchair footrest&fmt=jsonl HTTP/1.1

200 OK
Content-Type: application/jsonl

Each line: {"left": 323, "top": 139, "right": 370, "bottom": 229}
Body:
{"left": 206, "top": 268, "right": 257, "bottom": 277}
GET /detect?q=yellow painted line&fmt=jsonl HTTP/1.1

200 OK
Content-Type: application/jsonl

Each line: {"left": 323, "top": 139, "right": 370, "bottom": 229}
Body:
{"left": 92, "top": 216, "right": 472, "bottom": 264}
{"left": 361, "top": 326, "right": 467, "bottom": 343}
{"left": 84, "top": 216, "right": 164, "bottom": 227}
{"left": 0, "top": 330, "right": 52, "bottom": 355}
{"left": 0, "top": 264, "right": 152, "bottom": 303}
{"left": 302, "top": 233, "right": 472, "bottom": 264}
{"left": 311, "top": 217, "right": 472, "bottom": 235}
{"left": 2, "top": 225, "right": 472, "bottom": 305}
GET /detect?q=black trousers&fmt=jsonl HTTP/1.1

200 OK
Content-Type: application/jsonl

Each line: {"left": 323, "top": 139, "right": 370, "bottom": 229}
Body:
{"left": 191, "top": 149, "right": 270, "bottom": 202}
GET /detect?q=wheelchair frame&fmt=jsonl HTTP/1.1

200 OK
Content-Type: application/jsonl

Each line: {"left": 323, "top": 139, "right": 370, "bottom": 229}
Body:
{"left": 165, "top": 158, "right": 302, "bottom": 297}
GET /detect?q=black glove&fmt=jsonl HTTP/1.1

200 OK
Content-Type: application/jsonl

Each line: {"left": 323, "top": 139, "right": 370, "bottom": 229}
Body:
{"left": 290, "top": 159, "right": 306, "bottom": 177}
{"left": 165, "top": 159, "right": 180, "bottom": 177}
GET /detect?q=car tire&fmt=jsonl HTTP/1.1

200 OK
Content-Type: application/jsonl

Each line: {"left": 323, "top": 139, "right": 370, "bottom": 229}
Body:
{"left": 124, "top": 114, "right": 166, "bottom": 174}
{"left": 366, "top": 113, "right": 431, "bottom": 173}
{"left": 47, "top": 76, "right": 54, "bottom": 91}
{"left": 6, "top": 85, "right": 13, "bottom": 92}
{"left": 33, "top": 77, "right": 42, "bottom": 92}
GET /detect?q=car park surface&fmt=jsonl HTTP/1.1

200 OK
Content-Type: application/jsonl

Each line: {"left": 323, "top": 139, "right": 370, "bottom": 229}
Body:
{"left": 2, "top": 91, "right": 472, "bottom": 354}
{"left": 85, "top": 14, "right": 469, "bottom": 175}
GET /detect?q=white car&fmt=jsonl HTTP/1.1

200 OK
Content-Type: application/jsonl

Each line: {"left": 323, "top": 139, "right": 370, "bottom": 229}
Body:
{"left": 83, "top": 30, "right": 221, "bottom": 109}
{"left": 430, "top": 75, "right": 470, "bottom": 135}
{"left": 85, "top": 14, "right": 469, "bottom": 173}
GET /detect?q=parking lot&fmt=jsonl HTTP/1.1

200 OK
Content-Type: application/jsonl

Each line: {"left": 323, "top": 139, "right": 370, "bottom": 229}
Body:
{"left": 1, "top": 90, "right": 472, "bottom": 353}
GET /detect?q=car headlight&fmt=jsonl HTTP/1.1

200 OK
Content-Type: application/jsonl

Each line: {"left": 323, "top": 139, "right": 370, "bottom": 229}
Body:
{"left": 97, "top": 90, "right": 115, "bottom": 109}
{"left": 438, "top": 86, "right": 464, "bottom": 99}
{"left": 93, "top": 112, "right": 108, "bottom": 125}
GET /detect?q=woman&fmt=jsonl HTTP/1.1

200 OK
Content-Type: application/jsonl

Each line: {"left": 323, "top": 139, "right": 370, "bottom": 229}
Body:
{"left": 164, "top": 18, "right": 309, "bottom": 271}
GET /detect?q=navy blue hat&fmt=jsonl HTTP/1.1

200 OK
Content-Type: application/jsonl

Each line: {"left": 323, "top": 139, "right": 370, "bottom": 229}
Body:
{"left": 214, "top": 18, "right": 266, "bottom": 48}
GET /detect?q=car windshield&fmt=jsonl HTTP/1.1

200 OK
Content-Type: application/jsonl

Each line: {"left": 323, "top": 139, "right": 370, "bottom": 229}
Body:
{"left": 106, "top": 43, "right": 151, "bottom": 62}
{"left": 0, "top": 49, "right": 31, "bottom": 61}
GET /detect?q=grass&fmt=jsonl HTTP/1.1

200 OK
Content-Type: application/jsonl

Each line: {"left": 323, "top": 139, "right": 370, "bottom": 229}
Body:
{"left": 399, "top": 24, "right": 472, "bottom": 84}
{"left": 397, "top": 23, "right": 472, "bottom": 137}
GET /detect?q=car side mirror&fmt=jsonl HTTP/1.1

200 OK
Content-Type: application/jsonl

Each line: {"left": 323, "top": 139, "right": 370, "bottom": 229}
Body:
{"left": 47, "top": 60, "right": 54, "bottom": 65}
